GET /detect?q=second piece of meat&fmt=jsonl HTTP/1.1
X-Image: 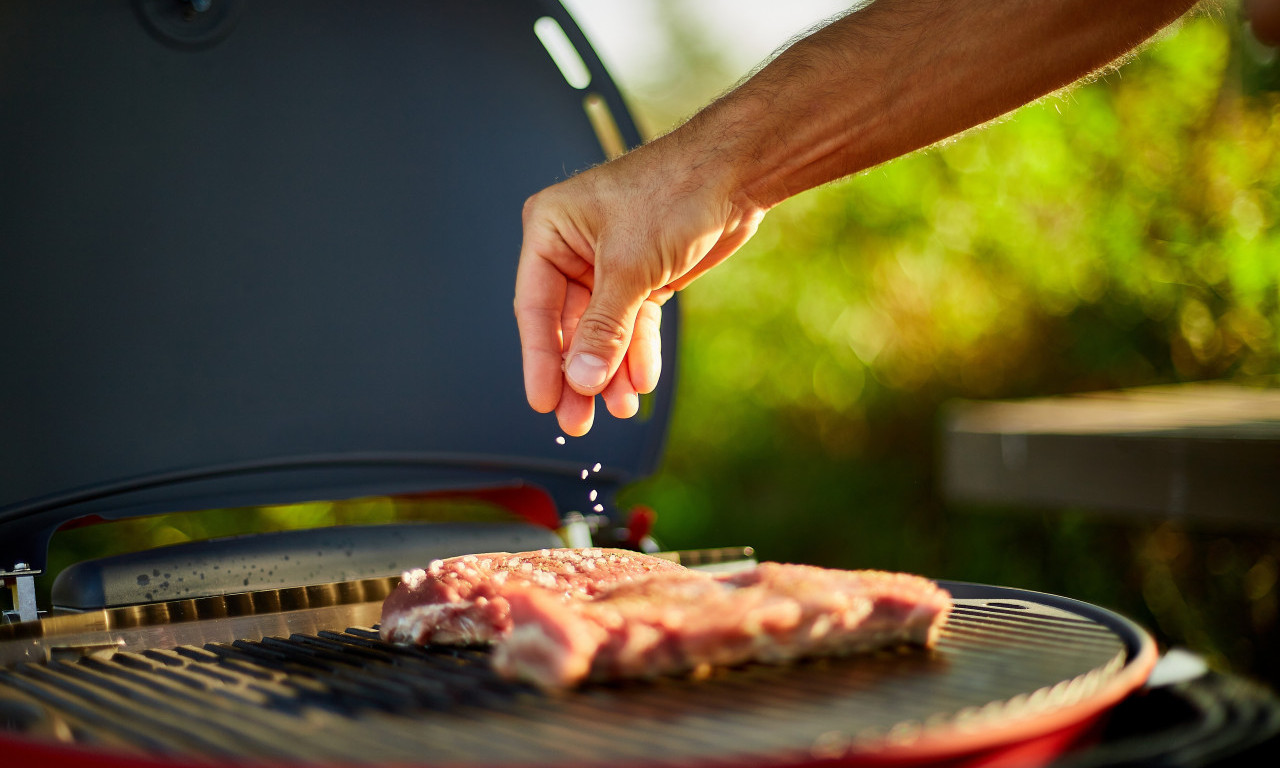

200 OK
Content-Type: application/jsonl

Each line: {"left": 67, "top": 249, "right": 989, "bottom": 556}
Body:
{"left": 492, "top": 562, "right": 952, "bottom": 689}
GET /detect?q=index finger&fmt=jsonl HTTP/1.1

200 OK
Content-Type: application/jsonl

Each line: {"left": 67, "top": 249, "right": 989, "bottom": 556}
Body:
{"left": 514, "top": 254, "right": 568, "bottom": 414}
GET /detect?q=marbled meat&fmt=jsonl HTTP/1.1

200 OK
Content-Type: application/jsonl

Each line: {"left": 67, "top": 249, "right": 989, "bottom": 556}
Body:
{"left": 379, "top": 548, "right": 685, "bottom": 645}
{"left": 491, "top": 563, "right": 952, "bottom": 689}
{"left": 381, "top": 549, "right": 951, "bottom": 690}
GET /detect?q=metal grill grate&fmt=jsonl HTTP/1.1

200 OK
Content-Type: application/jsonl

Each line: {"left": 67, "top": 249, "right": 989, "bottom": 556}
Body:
{"left": 0, "top": 597, "right": 1134, "bottom": 766}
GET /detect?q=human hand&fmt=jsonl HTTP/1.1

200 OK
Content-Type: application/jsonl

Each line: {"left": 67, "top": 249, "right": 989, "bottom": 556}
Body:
{"left": 514, "top": 138, "right": 764, "bottom": 436}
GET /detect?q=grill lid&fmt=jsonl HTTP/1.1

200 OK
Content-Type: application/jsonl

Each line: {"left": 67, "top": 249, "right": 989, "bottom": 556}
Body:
{"left": 0, "top": 0, "right": 669, "bottom": 572}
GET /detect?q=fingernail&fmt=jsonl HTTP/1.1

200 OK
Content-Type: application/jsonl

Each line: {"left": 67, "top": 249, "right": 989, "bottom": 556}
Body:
{"left": 566, "top": 353, "right": 608, "bottom": 389}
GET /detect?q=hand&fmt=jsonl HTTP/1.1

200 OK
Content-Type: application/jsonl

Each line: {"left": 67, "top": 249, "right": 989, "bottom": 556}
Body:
{"left": 514, "top": 138, "right": 764, "bottom": 436}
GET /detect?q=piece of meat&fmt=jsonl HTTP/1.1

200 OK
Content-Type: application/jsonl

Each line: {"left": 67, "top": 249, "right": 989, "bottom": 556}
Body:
{"left": 379, "top": 548, "right": 686, "bottom": 645}
{"left": 491, "top": 563, "right": 951, "bottom": 689}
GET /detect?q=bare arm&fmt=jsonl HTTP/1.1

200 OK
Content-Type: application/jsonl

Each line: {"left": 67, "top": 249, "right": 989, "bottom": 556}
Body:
{"left": 516, "top": 0, "right": 1197, "bottom": 436}
{"left": 711, "top": 0, "right": 1196, "bottom": 208}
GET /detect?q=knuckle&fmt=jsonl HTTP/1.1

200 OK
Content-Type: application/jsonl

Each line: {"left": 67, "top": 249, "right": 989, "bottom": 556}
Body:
{"left": 521, "top": 193, "right": 544, "bottom": 222}
{"left": 577, "top": 316, "right": 628, "bottom": 350}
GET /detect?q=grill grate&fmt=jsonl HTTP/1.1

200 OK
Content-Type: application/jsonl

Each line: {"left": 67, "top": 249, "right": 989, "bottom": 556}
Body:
{"left": 0, "top": 598, "right": 1134, "bottom": 766}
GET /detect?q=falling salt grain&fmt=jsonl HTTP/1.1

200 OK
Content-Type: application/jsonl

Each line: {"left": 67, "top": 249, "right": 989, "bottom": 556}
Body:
{"left": 401, "top": 569, "right": 428, "bottom": 589}
{"left": 589, "top": 490, "right": 598, "bottom": 502}
{"left": 592, "top": 462, "right": 602, "bottom": 472}
{"left": 555, "top": 436, "right": 566, "bottom": 445}
{"left": 593, "top": 503, "right": 604, "bottom": 512}
{"left": 581, "top": 469, "right": 589, "bottom": 480}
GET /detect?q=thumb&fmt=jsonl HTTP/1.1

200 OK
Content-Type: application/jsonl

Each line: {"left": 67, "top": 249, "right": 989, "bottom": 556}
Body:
{"left": 564, "top": 275, "right": 645, "bottom": 397}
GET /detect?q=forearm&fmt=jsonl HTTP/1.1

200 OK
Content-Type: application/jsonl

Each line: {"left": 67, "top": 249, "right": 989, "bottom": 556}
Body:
{"left": 661, "top": 0, "right": 1198, "bottom": 211}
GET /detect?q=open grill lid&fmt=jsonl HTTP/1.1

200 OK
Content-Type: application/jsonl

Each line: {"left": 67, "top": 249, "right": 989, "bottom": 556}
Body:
{"left": 0, "top": 0, "right": 670, "bottom": 573}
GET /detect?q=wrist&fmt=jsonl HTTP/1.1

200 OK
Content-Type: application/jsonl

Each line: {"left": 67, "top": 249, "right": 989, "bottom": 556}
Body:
{"left": 642, "top": 100, "right": 778, "bottom": 227}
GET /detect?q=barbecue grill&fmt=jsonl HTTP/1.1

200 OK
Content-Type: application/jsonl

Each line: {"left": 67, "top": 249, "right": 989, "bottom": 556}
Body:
{"left": 2, "top": 2, "right": 1277, "bottom": 767}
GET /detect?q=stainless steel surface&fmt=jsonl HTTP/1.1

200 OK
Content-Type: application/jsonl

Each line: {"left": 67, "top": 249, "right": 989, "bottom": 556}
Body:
{"left": 652, "top": 546, "right": 756, "bottom": 568}
{"left": 1, "top": 564, "right": 41, "bottom": 625}
{"left": 0, "top": 578, "right": 395, "bottom": 666}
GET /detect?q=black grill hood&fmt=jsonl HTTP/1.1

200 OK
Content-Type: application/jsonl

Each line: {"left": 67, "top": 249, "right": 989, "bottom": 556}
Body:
{"left": 0, "top": 0, "right": 672, "bottom": 571}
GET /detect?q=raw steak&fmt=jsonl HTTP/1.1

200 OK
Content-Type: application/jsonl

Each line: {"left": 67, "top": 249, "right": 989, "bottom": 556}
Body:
{"left": 491, "top": 562, "right": 952, "bottom": 689}
{"left": 379, "top": 548, "right": 685, "bottom": 645}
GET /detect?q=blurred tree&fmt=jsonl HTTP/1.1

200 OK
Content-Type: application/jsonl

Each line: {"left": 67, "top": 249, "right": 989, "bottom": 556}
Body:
{"left": 620, "top": 3, "right": 1280, "bottom": 682}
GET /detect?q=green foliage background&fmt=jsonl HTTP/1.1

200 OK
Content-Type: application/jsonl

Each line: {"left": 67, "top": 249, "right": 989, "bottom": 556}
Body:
{"left": 616, "top": 6, "right": 1280, "bottom": 684}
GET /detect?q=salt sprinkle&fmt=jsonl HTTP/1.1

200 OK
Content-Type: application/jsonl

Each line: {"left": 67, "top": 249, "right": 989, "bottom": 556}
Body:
{"left": 593, "top": 503, "right": 604, "bottom": 512}
{"left": 589, "top": 490, "right": 598, "bottom": 502}
{"left": 401, "top": 569, "right": 428, "bottom": 589}
{"left": 592, "top": 462, "right": 602, "bottom": 472}
{"left": 555, "top": 436, "right": 566, "bottom": 445}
